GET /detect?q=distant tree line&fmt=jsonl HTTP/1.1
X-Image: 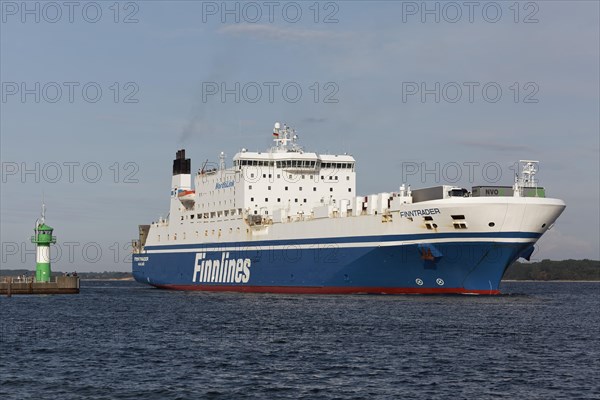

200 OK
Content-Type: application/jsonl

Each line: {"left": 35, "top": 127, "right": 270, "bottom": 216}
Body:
{"left": 503, "top": 259, "right": 600, "bottom": 281}
{"left": 0, "top": 270, "right": 132, "bottom": 280}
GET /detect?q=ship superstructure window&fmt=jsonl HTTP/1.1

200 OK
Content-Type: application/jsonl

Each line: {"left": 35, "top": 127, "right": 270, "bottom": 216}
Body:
{"left": 424, "top": 216, "right": 436, "bottom": 230}
{"left": 452, "top": 215, "right": 467, "bottom": 229}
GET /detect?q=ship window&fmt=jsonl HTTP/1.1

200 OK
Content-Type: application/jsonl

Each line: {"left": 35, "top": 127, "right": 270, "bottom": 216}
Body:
{"left": 269, "top": 174, "right": 272, "bottom": 178}
{"left": 277, "top": 174, "right": 281, "bottom": 178}
{"left": 302, "top": 175, "right": 305, "bottom": 179}
{"left": 277, "top": 198, "right": 281, "bottom": 202}
{"left": 251, "top": 197, "right": 254, "bottom": 201}
{"left": 330, "top": 188, "right": 333, "bottom": 192}
{"left": 251, "top": 173, "right": 254, "bottom": 178}
{"left": 295, "top": 199, "right": 298, "bottom": 203}
{"left": 254, "top": 210, "right": 258, "bottom": 215}
{"left": 303, "top": 199, "right": 307, "bottom": 203}
{"left": 265, "top": 198, "right": 268, "bottom": 202}
{"left": 348, "top": 188, "right": 352, "bottom": 192}
{"left": 335, "top": 176, "right": 338, "bottom": 180}
{"left": 451, "top": 215, "right": 466, "bottom": 220}
{"left": 424, "top": 216, "right": 433, "bottom": 221}
{"left": 347, "top": 176, "right": 350, "bottom": 181}
{"left": 300, "top": 187, "right": 303, "bottom": 191}
{"left": 314, "top": 187, "right": 317, "bottom": 191}
{"left": 249, "top": 185, "right": 252, "bottom": 189}
{"left": 329, "top": 176, "right": 333, "bottom": 180}
{"left": 321, "top": 176, "right": 324, "bottom": 180}
{"left": 197, "top": 214, "right": 201, "bottom": 219}
{"left": 285, "top": 186, "right": 288, "bottom": 191}
{"left": 190, "top": 215, "right": 194, "bottom": 219}
{"left": 489, "top": 222, "right": 495, "bottom": 227}
{"left": 268, "top": 186, "right": 271, "bottom": 190}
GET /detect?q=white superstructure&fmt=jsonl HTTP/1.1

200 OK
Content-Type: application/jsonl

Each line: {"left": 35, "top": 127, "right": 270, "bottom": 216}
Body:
{"left": 137, "top": 123, "right": 564, "bottom": 254}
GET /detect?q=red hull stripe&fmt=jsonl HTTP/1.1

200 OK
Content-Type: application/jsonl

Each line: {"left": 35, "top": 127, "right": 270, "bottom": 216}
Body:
{"left": 154, "top": 284, "right": 500, "bottom": 295}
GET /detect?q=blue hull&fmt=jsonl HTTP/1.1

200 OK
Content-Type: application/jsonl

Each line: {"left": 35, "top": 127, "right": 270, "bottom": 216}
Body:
{"left": 132, "top": 236, "right": 535, "bottom": 294}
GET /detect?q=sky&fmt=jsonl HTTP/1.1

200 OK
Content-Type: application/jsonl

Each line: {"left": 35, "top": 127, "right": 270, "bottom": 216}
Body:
{"left": 1, "top": 0, "right": 599, "bottom": 272}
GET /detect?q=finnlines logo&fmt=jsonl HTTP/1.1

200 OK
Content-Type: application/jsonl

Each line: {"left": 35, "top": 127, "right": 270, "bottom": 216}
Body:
{"left": 192, "top": 252, "right": 251, "bottom": 283}
{"left": 215, "top": 181, "right": 235, "bottom": 190}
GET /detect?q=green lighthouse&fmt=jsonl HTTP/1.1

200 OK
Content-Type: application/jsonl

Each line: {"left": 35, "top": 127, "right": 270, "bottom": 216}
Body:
{"left": 31, "top": 203, "right": 56, "bottom": 283}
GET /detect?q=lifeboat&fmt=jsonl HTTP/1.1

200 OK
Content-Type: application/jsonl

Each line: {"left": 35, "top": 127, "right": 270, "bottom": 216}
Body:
{"left": 177, "top": 190, "right": 195, "bottom": 206}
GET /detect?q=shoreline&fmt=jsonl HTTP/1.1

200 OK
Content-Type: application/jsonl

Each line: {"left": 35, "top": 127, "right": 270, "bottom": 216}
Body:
{"left": 502, "top": 280, "right": 600, "bottom": 283}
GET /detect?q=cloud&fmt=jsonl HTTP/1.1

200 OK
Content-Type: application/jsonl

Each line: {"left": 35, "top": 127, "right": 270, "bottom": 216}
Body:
{"left": 302, "top": 117, "right": 327, "bottom": 124}
{"left": 456, "top": 139, "right": 533, "bottom": 152}
{"left": 217, "top": 24, "right": 349, "bottom": 42}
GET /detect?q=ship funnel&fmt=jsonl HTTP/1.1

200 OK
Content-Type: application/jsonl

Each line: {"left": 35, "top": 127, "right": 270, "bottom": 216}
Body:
{"left": 173, "top": 149, "right": 191, "bottom": 175}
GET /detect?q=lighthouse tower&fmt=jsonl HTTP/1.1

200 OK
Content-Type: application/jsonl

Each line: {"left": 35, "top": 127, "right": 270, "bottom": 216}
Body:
{"left": 30, "top": 203, "right": 56, "bottom": 283}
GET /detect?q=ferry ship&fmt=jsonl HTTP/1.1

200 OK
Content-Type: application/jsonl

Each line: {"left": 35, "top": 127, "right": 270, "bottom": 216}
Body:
{"left": 132, "top": 122, "right": 565, "bottom": 294}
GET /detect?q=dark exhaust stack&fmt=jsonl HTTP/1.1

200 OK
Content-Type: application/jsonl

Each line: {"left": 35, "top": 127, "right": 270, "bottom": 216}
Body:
{"left": 173, "top": 149, "right": 191, "bottom": 175}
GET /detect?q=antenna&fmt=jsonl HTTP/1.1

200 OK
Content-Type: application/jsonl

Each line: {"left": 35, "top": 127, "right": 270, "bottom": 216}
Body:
{"left": 219, "top": 152, "right": 226, "bottom": 170}
{"left": 41, "top": 194, "right": 46, "bottom": 224}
